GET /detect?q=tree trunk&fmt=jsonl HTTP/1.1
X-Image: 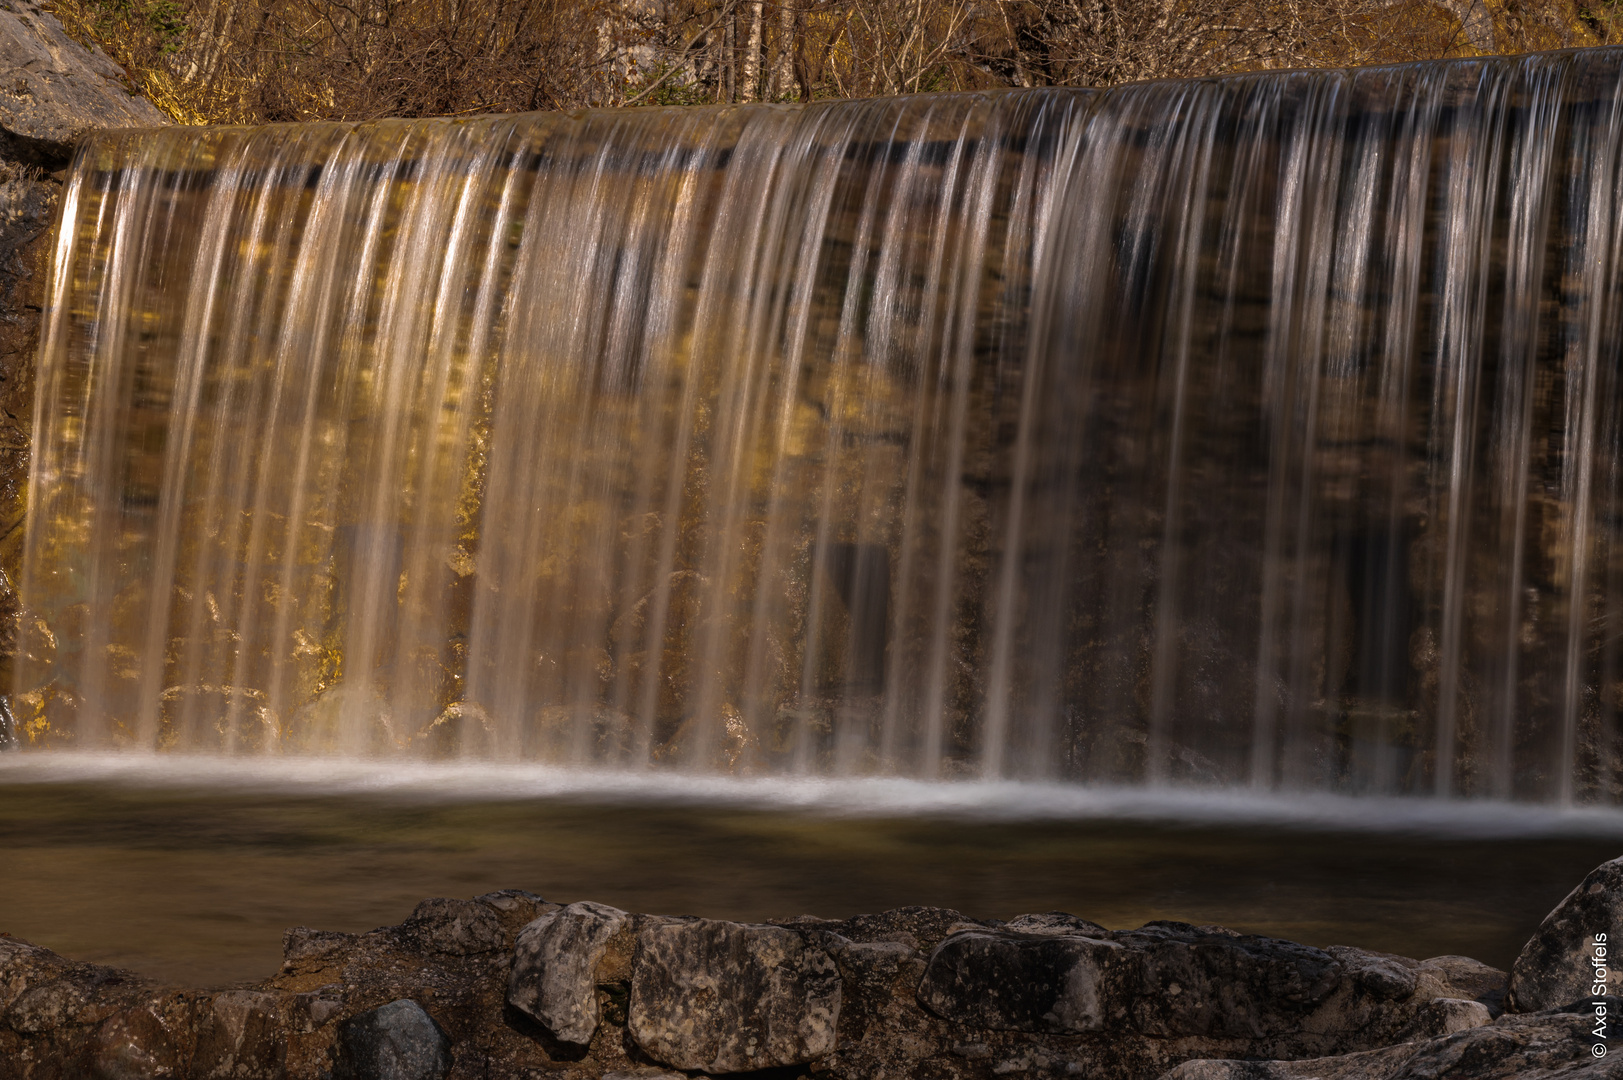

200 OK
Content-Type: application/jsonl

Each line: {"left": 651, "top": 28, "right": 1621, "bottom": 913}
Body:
{"left": 742, "top": 0, "right": 764, "bottom": 100}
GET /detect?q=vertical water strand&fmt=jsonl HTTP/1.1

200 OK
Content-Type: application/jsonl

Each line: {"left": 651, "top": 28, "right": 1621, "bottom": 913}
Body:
{"left": 1140, "top": 81, "right": 1225, "bottom": 786}
{"left": 123, "top": 131, "right": 263, "bottom": 748}
{"left": 791, "top": 101, "right": 907, "bottom": 771}
{"left": 914, "top": 96, "right": 1014, "bottom": 779}
{"left": 256, "top": 128, "right": 379, "bottom": 745}
{"left": 1556, "top": 56, "right": 1623, "bottom": 802}
{"left": 15, "top": 140, "right": 87, "bottom": 714}
{"left": 381, "top": 120, "right": 525, "bottom": 749}
{"left": 1484, "top": 55, "right": 1568, "bottom": 798}
{"left": 1279, "top": 77, "right": 1355, "bottom": 790}
{"left": 978, "top": 91, "right": 1088, "bottom": 780}
{"left": 60, "top": 138, "right": 178, "bottom": 741}
{"left": 677, "top": 105, "right": 853, "bottom": 770}
{"left": 1429, "top": 62, "right": 1512, "bottom": 797}
{"left": 729, "top": 103, "right": 878, "bottom": 768}
{"left": 1250, "top": 74, "right": 1349, "bottom": 789}
{"left": 978, "top": 92, "right": 1098, "bottom": 779}
{"left": 1365, "top": 66, "right": 1444, "bottom": 794}
{"left": 174, "top": 128, "right": 342, "bottom": 750}
{"left": 17, "top": 137, "right": 102, "bottom": 726}
{"left": 870, "top": 101, "right": 979, "bottom": 769}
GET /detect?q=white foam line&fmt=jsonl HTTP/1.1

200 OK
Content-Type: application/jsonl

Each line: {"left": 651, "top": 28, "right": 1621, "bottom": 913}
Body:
{"left": 3, "top": 750, "right": 1623, "bottom": 837}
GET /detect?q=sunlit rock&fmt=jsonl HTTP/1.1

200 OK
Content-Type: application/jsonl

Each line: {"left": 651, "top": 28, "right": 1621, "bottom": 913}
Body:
{"left": 507, "top": 901, "right": 630, "bottom": 1045}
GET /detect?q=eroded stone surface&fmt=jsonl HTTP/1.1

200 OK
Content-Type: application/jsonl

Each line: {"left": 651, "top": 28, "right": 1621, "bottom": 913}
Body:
{"left": 628, "top": 918, "right": 841, "bottom": 1072}
{"left": 1510, "top": 855, "right": 1623, "bottom": 1012}
{"left": 506, "top": 900, "right": 629, "bottom": 1044}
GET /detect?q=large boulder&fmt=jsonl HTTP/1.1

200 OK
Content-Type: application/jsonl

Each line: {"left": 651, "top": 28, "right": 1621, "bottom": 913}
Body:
{"left": 1509, "top": 855, "right": 1623, "bottom": 1012}
{"left": 0, "top": 0, "right": 168, "bottom": 161}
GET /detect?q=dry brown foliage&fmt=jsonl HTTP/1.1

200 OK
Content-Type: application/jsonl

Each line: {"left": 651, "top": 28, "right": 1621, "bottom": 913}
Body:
{"left": 45, "top": 0, "right": 1623, "bottom": 125}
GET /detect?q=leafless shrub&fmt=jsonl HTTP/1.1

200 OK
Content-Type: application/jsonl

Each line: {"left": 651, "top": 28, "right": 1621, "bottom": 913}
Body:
{"left": 44, "top": 0, "right": 1623, "bottom": 125}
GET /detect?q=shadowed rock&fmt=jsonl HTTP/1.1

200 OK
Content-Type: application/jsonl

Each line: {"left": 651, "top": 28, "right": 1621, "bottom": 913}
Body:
{"left": 333, "top": 999, "right": 452, "bottom": 1080}
{"left": 917, "top": 928, "right": 1138, "bottom": 1032}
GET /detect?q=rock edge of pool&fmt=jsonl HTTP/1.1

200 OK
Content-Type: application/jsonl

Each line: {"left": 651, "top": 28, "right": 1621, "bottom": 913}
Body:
{"left": 4, "top": 857, "right": 1620, "bottom": 1080}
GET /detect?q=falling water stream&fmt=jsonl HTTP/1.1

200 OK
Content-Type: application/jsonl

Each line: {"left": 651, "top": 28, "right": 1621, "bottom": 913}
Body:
{"left": 17, "top": 47, "right": 1623, "bottom": 803}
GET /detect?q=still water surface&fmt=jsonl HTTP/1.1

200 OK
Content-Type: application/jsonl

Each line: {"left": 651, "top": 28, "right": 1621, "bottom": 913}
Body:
{"left": 1, "top": 759, "right": 1619, "bottom": 986}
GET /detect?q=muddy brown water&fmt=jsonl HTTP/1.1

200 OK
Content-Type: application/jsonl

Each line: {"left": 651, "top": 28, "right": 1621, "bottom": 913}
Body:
{"left": 1, "top": 770, "right": 1618, "bottom": 987}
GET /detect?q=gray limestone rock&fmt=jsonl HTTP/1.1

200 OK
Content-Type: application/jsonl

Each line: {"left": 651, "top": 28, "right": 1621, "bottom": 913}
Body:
{"left": 1510, "top": 856, "right": 1623, "bottom": 1012}
{"left": 333, "top": 999, "right": 453, "bottom": 1080}
{"left": 0, "top": 0, "right": 167, "bottom": 159}
{"left": 506, "top": 900, "right": 629, "bottom": 1045}
{"left": 917, "top": 928, "right": 1138, "bottom": 1033}
{"left": 628, "top": 918, "right": 841, "bottom": 1073}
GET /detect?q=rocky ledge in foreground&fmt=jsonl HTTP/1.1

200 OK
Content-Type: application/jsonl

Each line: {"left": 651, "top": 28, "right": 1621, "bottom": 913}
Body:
{"left": 4, "top": 860, "right": 1623, "bottom": 1080}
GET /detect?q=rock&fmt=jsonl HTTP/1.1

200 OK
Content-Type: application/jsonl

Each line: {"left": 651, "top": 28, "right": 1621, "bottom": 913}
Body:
{"left": 506, "top": 901, "right": 629, "bottom": 1045}
{"left": 916, "top": 928, "right": 1138, "bottom": 1032}
{"left": 281, "top": 927, "right": 357, "bottom": 972}
{"left": 628, "top": 918, "right": 841, "bottom": 1073}
{"left": 1325, "top": 946, "right": 1418, "bottom": 1000}
{"left": 1119, "top": 922, "right": 1342, "bottom": 1037}
{"left": 88, "top": 1002, "right": 187, "bottom": 1080}
{"left": 1004, "top": 911, "right": 1112, "bottom": 936}
{"left": 1159, "top": 1009, "right": 1615, "bottom": 1079}
{"left": 917, "top": 921, "right": 1344, "bottom": 1039}
{"left": 1509, "top": 855, "right": 1623, "bottom": 1012}
{"left": 332, "top": 999, "right": 453, "bottom": 1080}
{"left": 1415, "top": 955, "right": 1508, "bottom": 1014}
{"left": 0, "top": 0, "right": 168, "bottom": 161}
{"left": 403, "top": 897, "right": 505, "bottom": 956}
{"left": 194, "top": 991, "right": 286, "bottom": 1078}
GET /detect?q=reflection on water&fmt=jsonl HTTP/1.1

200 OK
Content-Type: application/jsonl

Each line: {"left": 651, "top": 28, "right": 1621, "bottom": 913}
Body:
{"left": 0, "top": 769, "right": 1617, "bottom": 985}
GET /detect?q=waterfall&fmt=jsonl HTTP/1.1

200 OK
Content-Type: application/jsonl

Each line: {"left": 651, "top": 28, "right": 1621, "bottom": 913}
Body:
{"left": 17, "top": 48, "right": 1623, "bottom": 801}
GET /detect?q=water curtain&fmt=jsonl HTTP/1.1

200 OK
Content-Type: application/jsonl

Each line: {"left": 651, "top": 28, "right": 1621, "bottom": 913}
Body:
{"left": 19, "top": 49, "right": 1623, "bottom": 800}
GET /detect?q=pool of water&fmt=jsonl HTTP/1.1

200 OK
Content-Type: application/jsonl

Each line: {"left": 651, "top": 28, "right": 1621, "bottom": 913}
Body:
{"left": 1, "top": 754, "right": 1618, "bottom": 986}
